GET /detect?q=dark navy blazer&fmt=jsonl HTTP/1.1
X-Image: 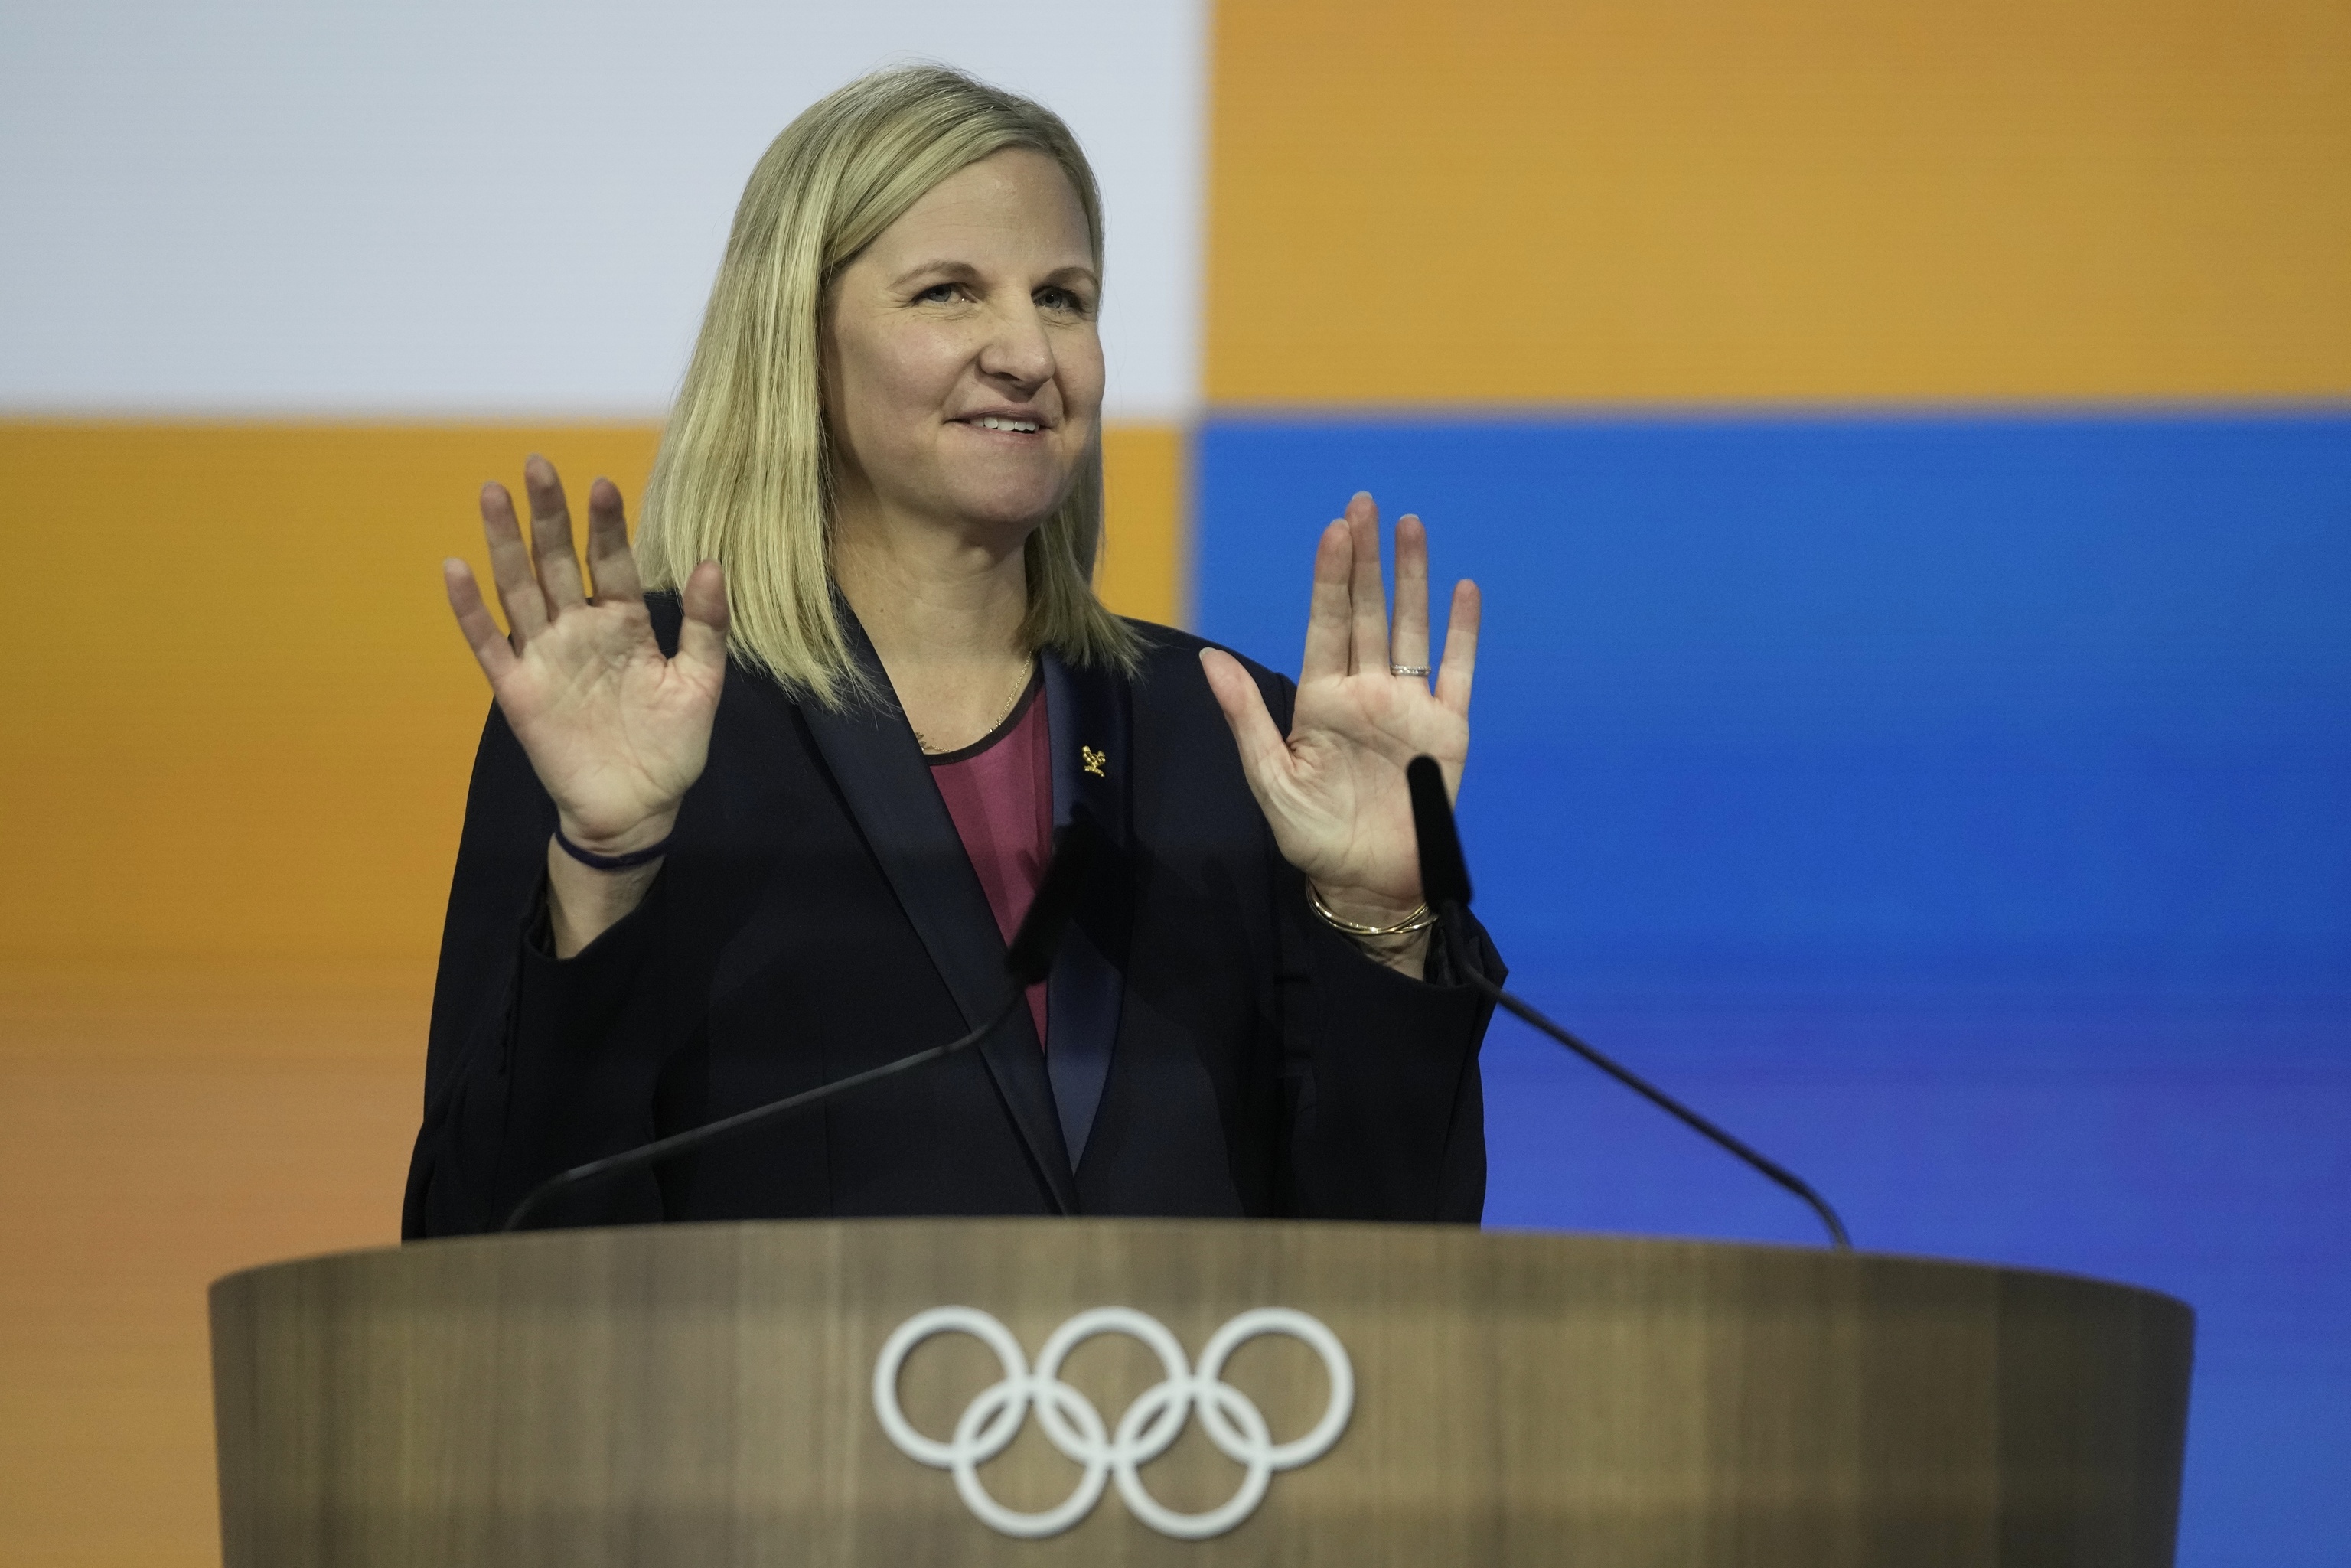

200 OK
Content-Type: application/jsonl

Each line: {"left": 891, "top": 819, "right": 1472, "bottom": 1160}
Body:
{"left": 401, "top": 604, "right": 1500, "bottom": 1237}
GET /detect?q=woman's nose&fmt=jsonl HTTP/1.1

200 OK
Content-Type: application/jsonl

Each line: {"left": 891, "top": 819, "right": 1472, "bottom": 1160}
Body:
{"left": 976, "top": 299, "right": 1054, "bottom": 390}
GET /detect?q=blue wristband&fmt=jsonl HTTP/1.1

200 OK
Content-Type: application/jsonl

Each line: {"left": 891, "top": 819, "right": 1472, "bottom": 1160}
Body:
{"left": 552, "top": 822, "right": 672, "bottom": 871}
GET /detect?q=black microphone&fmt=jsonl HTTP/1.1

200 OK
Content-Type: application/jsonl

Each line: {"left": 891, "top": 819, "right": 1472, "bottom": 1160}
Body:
{"left": 500, "top": 813, "right": 1106, "bottom": 1233}
{"left": 1405, "top": 755, "right": 1853, "bottom": 1250}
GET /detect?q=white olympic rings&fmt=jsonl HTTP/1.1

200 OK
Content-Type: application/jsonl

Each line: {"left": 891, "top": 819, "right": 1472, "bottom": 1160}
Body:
{"left": 872, "top": 1305, "right": 1354, "bottom": 1540}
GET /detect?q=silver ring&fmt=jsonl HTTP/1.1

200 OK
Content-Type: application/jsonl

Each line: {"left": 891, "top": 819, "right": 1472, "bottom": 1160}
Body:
{"left": 1389, "top": 664, "right": 1433, "bottom": 679}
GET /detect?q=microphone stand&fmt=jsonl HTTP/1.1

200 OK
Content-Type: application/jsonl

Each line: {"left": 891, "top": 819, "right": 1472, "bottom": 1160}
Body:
{"left": 501, "top": 994, "right": 1025, "bottom": 1233}
{"left": 1408, "top": 755, "right": 1852, "bottom": 1251}
{"left": 1440, "top": 909, "right": 1851, "bottom": 1250}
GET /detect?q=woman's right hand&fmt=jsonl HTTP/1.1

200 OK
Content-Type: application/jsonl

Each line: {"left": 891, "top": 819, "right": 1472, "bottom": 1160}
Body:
{"left": 444, "top": 455, "right": 729, "bottom": 864}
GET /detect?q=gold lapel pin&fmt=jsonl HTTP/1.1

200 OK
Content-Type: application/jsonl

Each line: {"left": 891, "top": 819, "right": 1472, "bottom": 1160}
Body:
{"left": 1081, "top": 745, "right": 1107, "bottom": 778}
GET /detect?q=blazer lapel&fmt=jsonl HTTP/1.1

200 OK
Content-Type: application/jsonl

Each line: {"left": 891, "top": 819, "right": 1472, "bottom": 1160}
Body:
{"left": 797, "top": 620, "right": 1079, "bottom": 1214}
{"left": 1041, "top": 651, "right": 1133, "bottom": 1169}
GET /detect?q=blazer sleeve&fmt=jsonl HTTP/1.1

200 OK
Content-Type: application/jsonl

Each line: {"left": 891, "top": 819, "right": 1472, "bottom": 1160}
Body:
{"left": 400, "top": 706, "right": 680, "bottom": 1238}
{"left": 1254, "top": 671, "right": 1505, "bottom": 1224}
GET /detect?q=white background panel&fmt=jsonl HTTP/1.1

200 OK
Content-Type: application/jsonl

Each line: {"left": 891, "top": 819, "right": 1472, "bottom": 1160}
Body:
{"left": 0, "top": 1, "right": 1204, "bottom": 417}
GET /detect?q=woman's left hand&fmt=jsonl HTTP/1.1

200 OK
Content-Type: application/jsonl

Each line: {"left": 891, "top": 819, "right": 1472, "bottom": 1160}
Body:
{"left": 1200, "top": 492, "right": 1480, "bottom": 962}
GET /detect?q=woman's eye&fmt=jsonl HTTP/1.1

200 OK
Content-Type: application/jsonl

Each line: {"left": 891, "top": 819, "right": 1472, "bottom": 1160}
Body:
{"left": 1037, "top": 287, "right": 1089, "bottom": 315}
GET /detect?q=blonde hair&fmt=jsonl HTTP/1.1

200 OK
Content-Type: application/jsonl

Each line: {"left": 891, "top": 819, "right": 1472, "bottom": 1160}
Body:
{"left": 635, "top": 64, "right": 1141, "bottom": 708}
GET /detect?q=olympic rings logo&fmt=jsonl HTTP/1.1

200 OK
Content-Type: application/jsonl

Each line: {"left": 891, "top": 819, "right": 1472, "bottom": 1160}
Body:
{"left": 872, "top": 1306, "right": 1354, "bottom": 1540}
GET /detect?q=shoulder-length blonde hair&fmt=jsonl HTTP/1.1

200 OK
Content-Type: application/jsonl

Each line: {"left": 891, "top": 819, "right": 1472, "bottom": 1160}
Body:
{"left": 634, "top": 64, "right": 1141, "bottom": 708}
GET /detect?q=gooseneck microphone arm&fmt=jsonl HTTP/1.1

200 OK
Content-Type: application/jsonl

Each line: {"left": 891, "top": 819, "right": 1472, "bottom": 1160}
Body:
{"left": 500, "top": 814, "right": 1105, "bottom": 1234}
{"left": 1462, "top": 970, "right": 1852, "bottom": 1250}
{"left": 1405, "top": 757, "right": 1853, "bottom": 1251}
{"left": 500, "top": 994, "right": 1024, "bottom": 1233}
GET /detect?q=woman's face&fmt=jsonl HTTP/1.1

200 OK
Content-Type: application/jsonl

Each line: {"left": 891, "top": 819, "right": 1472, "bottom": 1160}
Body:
{"left": 825, "top": 148, "right": 1104, "bottom": 546}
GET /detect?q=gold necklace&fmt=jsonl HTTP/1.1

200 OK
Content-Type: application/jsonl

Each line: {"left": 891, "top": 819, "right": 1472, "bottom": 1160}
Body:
{"left": 915, "top": 659, "right": 1035, "bottom": 755}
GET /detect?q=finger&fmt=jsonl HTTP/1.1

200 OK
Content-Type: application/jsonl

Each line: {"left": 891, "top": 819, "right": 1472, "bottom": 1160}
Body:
{"left": 1198, "top": 647, "right": 1293, "bottom": 807}
{"left": 478, "top": 481, "right": 548, "bottom": 641}
{"left": 1391, "top": 513, "right": 1432, "bottom": 678}
{"left": 676, "top": 559, "right": 731, "bottom": 677}
{"left": 1433, "top": 579, "right": 1482, "bottom": 716}
{"left": 1345, "top": 491, "right": 1390, "bottom": 677}
{"left": 582, "top": 477, "right": 645, "bottom": 605}
{"left": 443, "top": 558, "right": 518, "bottom": 684}
{"left": 1298, "top": 519, "right": 1354, "bottom": 685}
{"left": 523, "top": 454, "right": 590, "bottom": 612}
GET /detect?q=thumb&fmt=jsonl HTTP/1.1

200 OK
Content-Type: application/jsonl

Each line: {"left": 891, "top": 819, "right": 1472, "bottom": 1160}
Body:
{"left": 1198, "top": 647, "right": 1291, "bottom": 800}
{"left": 676, "top": 559, "right": 730, "bottom": 677}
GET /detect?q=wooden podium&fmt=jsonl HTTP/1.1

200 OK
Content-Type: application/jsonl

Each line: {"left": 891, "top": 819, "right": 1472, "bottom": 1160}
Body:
{"left": 210, "top": 1220, "right": 2191, "bottom": 1566}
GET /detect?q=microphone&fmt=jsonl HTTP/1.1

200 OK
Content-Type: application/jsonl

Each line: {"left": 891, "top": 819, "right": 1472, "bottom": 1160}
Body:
{"left": 500, "top": 813, "right": 1106, "bottom": 1233}
{"left": 1405, "top": 756, "right": 1853, "bottom": 1250}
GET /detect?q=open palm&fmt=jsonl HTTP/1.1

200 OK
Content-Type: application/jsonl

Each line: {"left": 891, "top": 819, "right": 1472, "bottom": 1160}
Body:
{"left": 443, "top": 457, "right": 730, "bottom": 854}
{"left": 1199, "top": 492, "right": 1479, "bottom": 921}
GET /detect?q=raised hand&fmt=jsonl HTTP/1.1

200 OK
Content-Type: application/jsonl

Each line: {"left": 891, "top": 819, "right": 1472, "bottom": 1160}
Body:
{"left": 444, "top": 456, "right": 729, "bottom": 860}
{"left": 1198, "top": 492, "right": 1480, "bottom": 962}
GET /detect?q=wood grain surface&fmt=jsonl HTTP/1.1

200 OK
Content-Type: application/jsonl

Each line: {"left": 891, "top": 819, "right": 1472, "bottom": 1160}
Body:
{"left": 210, "top": 1220, "right": 2191, "bottom": 1566}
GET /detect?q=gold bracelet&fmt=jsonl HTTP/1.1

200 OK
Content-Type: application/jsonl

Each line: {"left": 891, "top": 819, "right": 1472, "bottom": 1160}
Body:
{"left": 1307, "top": 882, "right": 1439, "bottom": 937}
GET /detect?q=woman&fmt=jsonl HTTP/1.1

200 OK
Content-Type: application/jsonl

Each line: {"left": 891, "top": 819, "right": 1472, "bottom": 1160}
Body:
{"left": 404, "top": 66, "right": 1498, "bottom": 1237}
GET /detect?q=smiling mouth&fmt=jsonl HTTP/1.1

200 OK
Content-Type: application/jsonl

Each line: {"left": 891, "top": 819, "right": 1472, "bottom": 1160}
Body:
{"left": 964, "top": 416, "right": 1043, "bottom": 434}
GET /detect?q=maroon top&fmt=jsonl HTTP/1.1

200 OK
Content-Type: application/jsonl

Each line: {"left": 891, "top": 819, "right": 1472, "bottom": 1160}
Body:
{"left": 927, "top": 672, "right": 1052, "bottom": 1047}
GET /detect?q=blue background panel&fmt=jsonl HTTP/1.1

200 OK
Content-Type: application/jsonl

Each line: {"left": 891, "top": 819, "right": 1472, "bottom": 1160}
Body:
{"left": 1194, "top": 413, "right": 2349, "bottom": 1566}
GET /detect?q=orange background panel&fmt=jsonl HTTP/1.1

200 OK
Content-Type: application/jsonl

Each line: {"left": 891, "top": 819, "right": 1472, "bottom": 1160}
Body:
{"left": 1208, "top": 0, "right": 2351, "bottom": 403}
{"left": 1097, "top": 422, "right": 1189, "bottom": 628}
{"left": 2, "top": 422, "right": 661, "bottom": 966}
{"left": 0, "top": 420, "right": 1186, "bottom": 968}
{"left": 0, "top": 970, "right": 426, "bottom": 1567}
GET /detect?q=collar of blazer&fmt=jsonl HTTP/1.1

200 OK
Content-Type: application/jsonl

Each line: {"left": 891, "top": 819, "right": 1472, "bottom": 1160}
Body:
{"left": 793, "top": 603, "right": 1134, "bottom": 1211}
